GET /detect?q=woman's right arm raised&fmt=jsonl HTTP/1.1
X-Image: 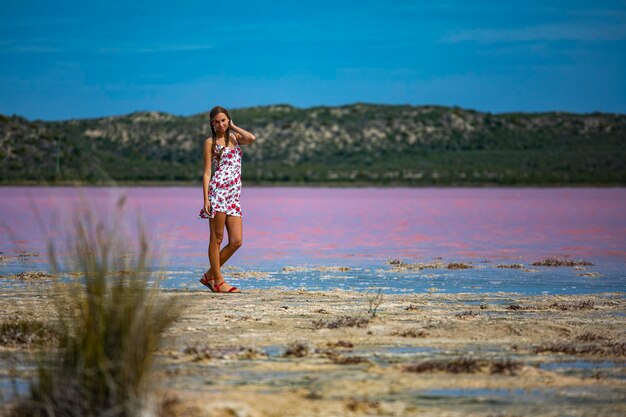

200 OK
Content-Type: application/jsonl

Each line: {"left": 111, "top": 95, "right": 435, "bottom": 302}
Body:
{"left": 202, "top": 138, "right": 212, "bottom": 214}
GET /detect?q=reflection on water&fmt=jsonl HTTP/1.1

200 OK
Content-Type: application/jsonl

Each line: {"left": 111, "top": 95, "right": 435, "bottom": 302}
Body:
{"left": 1, "top": 187, "right": 625, "bottom": 294}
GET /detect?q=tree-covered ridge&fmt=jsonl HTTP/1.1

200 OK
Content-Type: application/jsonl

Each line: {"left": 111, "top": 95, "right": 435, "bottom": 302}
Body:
{"left": 1, "top": 103, "right": 625, "bottom": 185}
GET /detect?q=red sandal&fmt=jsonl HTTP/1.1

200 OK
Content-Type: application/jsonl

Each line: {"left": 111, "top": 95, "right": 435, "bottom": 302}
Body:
{"left": 214, "top": 281, "right": 240, "bottom": 293}
{"left": 199, "top": 272, "right": 217, "bottom": 292}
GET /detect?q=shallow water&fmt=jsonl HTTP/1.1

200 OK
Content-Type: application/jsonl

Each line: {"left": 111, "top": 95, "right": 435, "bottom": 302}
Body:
{"left": 1, "top": 186, "right": 625, "bottom": 295}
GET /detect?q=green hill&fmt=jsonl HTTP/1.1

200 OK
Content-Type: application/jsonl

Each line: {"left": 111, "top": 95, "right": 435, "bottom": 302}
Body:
{"left": 1, "top": 103, "right": 625, "bottom": 185}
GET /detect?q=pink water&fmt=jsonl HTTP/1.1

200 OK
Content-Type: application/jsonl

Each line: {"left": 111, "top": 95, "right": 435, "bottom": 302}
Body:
{"left": 1, "top": 187, "right": 625, "bottom": 293}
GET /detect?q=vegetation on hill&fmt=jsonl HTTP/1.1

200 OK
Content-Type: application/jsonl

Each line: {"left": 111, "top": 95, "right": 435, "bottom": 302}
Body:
{"left": 1, "top": 103, "right": 624, "bottom": 185}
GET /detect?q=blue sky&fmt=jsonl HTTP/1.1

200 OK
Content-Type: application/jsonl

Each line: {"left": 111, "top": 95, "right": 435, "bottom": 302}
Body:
{"left": 1, "top": 0, "right": 625, "bottom": 120}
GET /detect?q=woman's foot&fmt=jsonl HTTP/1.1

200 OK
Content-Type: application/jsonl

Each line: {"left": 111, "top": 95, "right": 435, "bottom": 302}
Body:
{"left": 213, "top": 279, "right": 240, "bottom": 293}
{"left": 199, "top": 271, "right": 215, "bottom": 291}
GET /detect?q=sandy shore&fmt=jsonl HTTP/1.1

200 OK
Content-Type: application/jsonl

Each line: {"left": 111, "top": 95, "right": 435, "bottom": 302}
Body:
{"left": 1, "top": 285, "right": 625, "bottom": 417}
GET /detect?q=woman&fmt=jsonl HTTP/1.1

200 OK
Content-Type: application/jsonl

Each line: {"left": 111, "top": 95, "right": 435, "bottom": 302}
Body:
{"left": 199, "top": 106, "right": 256, "bottom": 293}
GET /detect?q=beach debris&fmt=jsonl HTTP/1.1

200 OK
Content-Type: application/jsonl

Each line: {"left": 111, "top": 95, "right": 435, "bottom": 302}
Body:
{"left": 345, "top": 397, "right": 381, "bottom": 413}
{"left": 326, "top": 340, "right": 354, "bottom": 348}
{"left": 455, "top": 310, "right": 478, "bottom": 318}
{"left": 394, "top": 328, "right": 428, "bottom": 338}
{"left": 182, "top": 345, "right": 218, "bottom": 361}
{"left": 387, "top": 258, "right": 403, "bottom": 265}
{"left": 331, "top": 355, "right": 371, "bottom": 365}
{"left": 404, "top": 304, "right": 420, "bottom": 311}
{"left": 223, "top": 265, "right": 240, "bottom": 270}
{"left": 282, "top": 266, "right": 310, "bottom": 272}
{"left": 317, "top": 266, "right": 351, "bottom": 272}
{"left": 578, "top": 272, "right": 602, "bottom": 278}
{"left": 7, "top": 271, "right": 55, "bottom": 282}
{"left": 0, "top": 318, "right": 58, "bottom": 347}
{"left": 281, "top": 265, "right": 351, "bottom": 273}
{"left": 403, "top": 357, "right": 482, "bottom": 374}
{"left": 312, "top": 315, "right": 370, "bottom": 329}
{"left": 230, "top": 270, "right": 270, "bottom": 279}
{"left": 506, "top": 304, "right": 525, "bottom": 310}
{"left": 182, "top": 345, "right": 266, "bottom": 361}
{"left": 283, "top": 341, "right": 310, "bottom": 357}
{"left": 496, "top": 263, "right": 524, "bottom": 269}
{"left": 17, "top": 251, "right": 40, "bottom": 257}
{"left": 532, "top": 257, "right": 594, "bottom": 267}
{"left": 389, "top": 260, "right": 474, "bottom": 270}
{"left": 548, "top": 300, "right": 596, "bottom": 310}
{"left": 488, "top": 359, "right": 523, "bottom": 375}
{"left": 403, "top": 357, "right": 523, "bottom": 374}
{"left": 447, "top": 262, "right": 473, "bottom": 269}
{"left": 390, "top": 261, "right": 445, "bottom": 270}
{"left": 479, "top": 303, "right": 488, "bottom": 309}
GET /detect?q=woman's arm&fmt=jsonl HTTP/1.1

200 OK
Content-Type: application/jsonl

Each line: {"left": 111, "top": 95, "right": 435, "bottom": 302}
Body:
{"left": 202, "top": 138, "right": 213, "bottom": 213}
{"left": 230, "top": 121, "right": 256, "bottom": 145}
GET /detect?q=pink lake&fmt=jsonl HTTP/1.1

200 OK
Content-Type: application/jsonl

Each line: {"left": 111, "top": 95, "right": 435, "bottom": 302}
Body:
{"left": 1, "top": 187, "right": 625, "bottom": 294}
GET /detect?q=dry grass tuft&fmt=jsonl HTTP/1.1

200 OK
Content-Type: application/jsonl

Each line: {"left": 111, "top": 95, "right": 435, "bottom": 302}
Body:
{"left": 0, "top": 318, "right": 58, "bottom": 347}
{"left": 10, "top": 195, "right": 180, "bottom": 417}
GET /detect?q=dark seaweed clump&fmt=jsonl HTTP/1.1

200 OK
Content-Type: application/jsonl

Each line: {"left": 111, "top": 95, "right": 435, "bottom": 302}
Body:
{"left": 312, "top": 315, "right": 370, "bottom": 329}
{"left": 394, "top": 329, "right": 428, "bottom": 338}
{"left": 532, "top": 257, "right": 594, "bottom": 267}
{"left": 532, "top": 342, "right": 626, "bottom": 357}
{"left": 182, "top": 344, "right": 216, "bottom": 361}
{"left": 331, "top": 355, "right": 370, "bottom": 365}
{"left": 447, "top": 262, "right": 473, "bottom": 269}
{"left": 403, "top": 357, "right": 481, "bottom": 374}
{"left": 403, "top": 357, "right": 523, "bottom": 375}
{"left": 489, "top": 359, "right": 523, "bottom": 375}
{"left": 283, "top": 342, "right": 310, "bottom": 357}
{"left": 496, "top": 264, "right": 524, "bottom": 269}
{"left": 549, "top": 300, "right": 596, "bottom": 310}
{"left": 326, "top": 340, "right": 354, "bottom": 348}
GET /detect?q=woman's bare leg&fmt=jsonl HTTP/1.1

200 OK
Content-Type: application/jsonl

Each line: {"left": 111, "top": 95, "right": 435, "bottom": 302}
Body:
{"left": 205, "top": 215, "right": 243, "bottom": 275}
{"left": 207, "top": 214, "right": 242, "bottom": 292}
{"left": 208, "top": 212, "right": 227, "bottom": 288}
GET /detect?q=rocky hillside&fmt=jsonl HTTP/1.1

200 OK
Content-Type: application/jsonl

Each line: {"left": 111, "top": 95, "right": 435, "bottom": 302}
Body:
{"left": 1, "top": 103, "right": 625, "bottom": 185}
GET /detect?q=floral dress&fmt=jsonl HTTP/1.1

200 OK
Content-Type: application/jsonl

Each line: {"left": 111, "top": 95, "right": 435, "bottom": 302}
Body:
{"left": 207, "top": 134, "right": 243, "bottom": 218}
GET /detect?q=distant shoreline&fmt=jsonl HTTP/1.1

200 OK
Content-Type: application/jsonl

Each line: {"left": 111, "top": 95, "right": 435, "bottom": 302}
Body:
{"left": 1, "top": 180, "right": 625, "bottom": 188}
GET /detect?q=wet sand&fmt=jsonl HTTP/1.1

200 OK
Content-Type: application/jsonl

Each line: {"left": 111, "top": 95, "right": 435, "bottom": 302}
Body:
{"left": 1, "top": 281, "right": 625, "bottom": 417}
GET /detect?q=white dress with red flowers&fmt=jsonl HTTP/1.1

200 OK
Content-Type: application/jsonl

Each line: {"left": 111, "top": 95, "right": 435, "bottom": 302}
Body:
{"left": 208, "top": 134, "right": 243, "bottom": 218}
